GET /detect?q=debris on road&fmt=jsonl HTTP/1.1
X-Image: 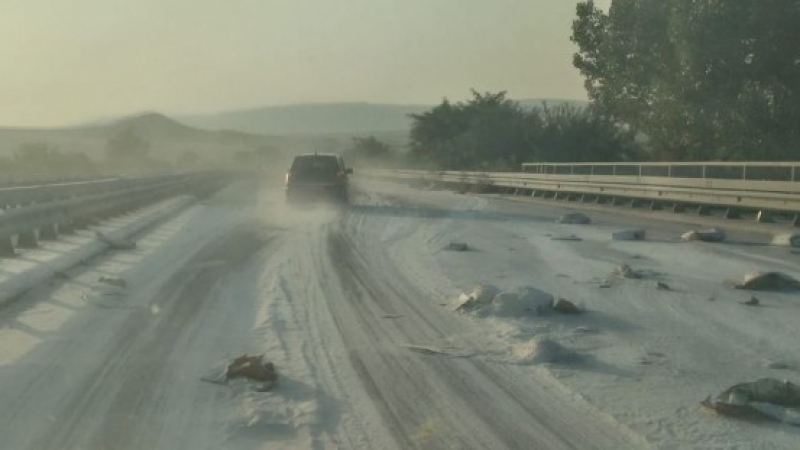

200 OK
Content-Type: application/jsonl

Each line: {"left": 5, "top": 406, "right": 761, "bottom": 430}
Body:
{"left": 456, "top": 284, "right": 501, "bottom": 312}
{"left": 511, "top": 338, "right": 577, "bottom": 365}
{"left": 681, "top": 228, "right": 726, "bottom": 243}
{"left": 404, "top": 345, "right": 447, "bottom": 356}
{"left": 458, "top": 285, "right": 555, "bottom": 317}
{"left": 96, "top": 231, "right": 137, "bottom": 251}
{"left": 202, "top": 354, "right": 278, "bottom": 392}
{"left": 551, "top": 234, "right": 583, "bottom": 241}
{"left": 656, "top": 281, "right": 672, "bottom": 291}
{"left": 446, "top": 242, "right": 470, "bottom": 252}
{"left": 701, "top": 378, "right": 800, "bottom": 425}
{"left": 613, "top": 264, "right": 642, "bottom": 279}
{"left": 487, "top": 286, "right": 554, "bottom": 317}
{"left": 771, "top": 232, "right": 800, "bottom": 248}
{"left": 742, "top": 296, "right": 761, "bottom": 306}
{"left": 98, "top": 276, "right": 127, "bottom": 288}
{"left": 734, "top": 271, "right": 800, "bottom": 291}
{"left": 612, "top": 229, "right": 646, "bottom": 241}
{"left": 764, "top": 360, "right": 793, "bottom": 370}
{"left": 557, "top": 212, "right": 591, "bottom": 225}
{"left": 553, "top": 298, "right": 582, "bottom": 314}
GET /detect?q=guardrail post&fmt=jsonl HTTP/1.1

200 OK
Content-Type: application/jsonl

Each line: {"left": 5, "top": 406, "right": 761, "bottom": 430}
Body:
{"left": 725, "top": 208, "right": 741, "bottom": 219}
{"left": 0, "top": 236, "right": 15, "bottom": 257}
{"left": 793, "top": 214, "right": 800, "bottom": 227}
{"left": 58, "top": 221, "right": 75, "bottom": 234}
{"left": 40, "top": 224, "right": 59, "bottom": 240}
{"left": 650, "top": 201, "right": 662, "bottom": 211}
{"left": 18, "top": 229, "right": 39, "bottom": 248}
{"left": 697, "top": 205, "right": 711, "bottom": 216}
{"left": 756, "top": 210, "right": 774, "bottom": 223}
{"left": 672, "top": 203, "right": 685, "bottom": 213}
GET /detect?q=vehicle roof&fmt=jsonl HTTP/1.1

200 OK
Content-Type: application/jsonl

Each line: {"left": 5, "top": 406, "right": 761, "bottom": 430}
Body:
{"left": 293, "top": 153, "right": 341, "bottom": 158}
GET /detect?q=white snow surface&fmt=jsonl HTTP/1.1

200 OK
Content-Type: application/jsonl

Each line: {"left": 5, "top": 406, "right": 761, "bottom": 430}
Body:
{"left": 0, "top": 178, "right": 798, "bottom": 449}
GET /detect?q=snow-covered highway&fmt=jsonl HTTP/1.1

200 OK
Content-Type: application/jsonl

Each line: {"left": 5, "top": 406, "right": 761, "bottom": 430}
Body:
{"left": 0, "top": 177, "right": 798, "bottom": 449}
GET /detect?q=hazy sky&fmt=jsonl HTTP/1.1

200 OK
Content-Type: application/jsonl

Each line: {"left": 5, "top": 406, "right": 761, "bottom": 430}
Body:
{"left": 1, "top": 0, "right": 610, "bottom": 127}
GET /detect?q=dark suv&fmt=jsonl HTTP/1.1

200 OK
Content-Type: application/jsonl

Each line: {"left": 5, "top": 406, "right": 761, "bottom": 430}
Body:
{"left": 285, "top": 153, "right": 352, "bottom": 204}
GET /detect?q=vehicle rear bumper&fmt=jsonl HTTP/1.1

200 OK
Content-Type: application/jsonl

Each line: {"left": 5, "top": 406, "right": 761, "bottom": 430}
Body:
{"left": 286, "top": 183, "right": 348, "bottom": 203}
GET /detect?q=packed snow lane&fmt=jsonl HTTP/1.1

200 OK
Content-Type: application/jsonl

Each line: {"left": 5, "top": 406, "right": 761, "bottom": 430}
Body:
{"left": 0, "top": 182, "right": 275, "bottom": 450}
{"left": 355, "top": 180, "right": 800, "bottom": 449}
{"left": 254, "top": 187, "right": 644, "bottom": 449}
{"left": 0, "top": 179, "right": 648, "bottom": 449}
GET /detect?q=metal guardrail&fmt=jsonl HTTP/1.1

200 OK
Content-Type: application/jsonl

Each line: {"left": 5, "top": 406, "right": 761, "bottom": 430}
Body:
{"left": 522, "top": 162, "right": 800, "bottom": 183}
{"left": 0, "top": 174, "right": 205, "bottom": 209}
{"left": 0, "top": 171, "right": 231, "bottom": 256}
{"left": 365, "top": 167, "right": 800, "bottom": 223}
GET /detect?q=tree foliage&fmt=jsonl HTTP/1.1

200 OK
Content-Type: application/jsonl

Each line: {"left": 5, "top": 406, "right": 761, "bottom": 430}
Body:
{"left": 409, "top": 90, "right": 636, "bottom": 169}
{"left": 0, "top": 143, "right": 98, "bottom": 181}
{"left": 105, "top": 128, "right": 151, "bottom": 163}
{"left": 349, "top": 136, "right": 391, "bottom": 159}
{"left": 572, "top": 0, "right": 800, "bottom": 161}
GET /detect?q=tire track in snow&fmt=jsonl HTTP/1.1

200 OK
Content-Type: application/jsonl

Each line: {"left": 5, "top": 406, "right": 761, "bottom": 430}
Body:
{"left": 320, "top": 221, "right": 642, "bottom": 449}
{"left": 29, "top": 224, "right": 272, "bottom": 450}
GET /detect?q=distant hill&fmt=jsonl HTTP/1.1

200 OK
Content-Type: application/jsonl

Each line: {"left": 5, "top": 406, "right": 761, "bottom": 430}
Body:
{"left": 0, "top": 112, "right": 284, "bottom": 161}
{"left": 179, "top": 99, "right": 589, "bottom": 136}
{"left": 180, "top": 103, "right": 428, "bottom": 136}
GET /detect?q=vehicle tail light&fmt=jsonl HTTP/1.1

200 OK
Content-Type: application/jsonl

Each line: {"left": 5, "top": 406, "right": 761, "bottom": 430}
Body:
{"left": 285, "top": 172, "right": 291, "bottom": 185}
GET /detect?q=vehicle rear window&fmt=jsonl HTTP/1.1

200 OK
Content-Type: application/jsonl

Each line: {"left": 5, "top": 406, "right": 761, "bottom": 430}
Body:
{"left": 291, "top": 155, "right": 339, "bottom": 174}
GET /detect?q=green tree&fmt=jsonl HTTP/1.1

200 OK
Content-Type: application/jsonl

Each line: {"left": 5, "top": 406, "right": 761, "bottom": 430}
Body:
{"left": 105, "top": 128, "right": 151, "bottom": 163}
{"left": 350, "top": 136, "right": 390, "bottom": 158}
{"left": 12, "top": 143, "right": 97, "bottom": 180}
{"left": 572, "top": 0, "right": 800, "bottom": 161}
{"left": 409, "top": 91, "right": 636, "bottom": 169}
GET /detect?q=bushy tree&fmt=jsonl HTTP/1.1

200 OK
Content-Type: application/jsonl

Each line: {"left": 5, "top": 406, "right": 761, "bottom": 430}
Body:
{"left": 105, "top": 128, "right": 151, "bottom": 163}
{"left": 572, "top": 0, "right": 800, "bottom": 161}
{"left": 409, "top": 91, "right": 636, "bottom": 169}
{"left": 8, "top": 143, "right": 98, "bottom": 180}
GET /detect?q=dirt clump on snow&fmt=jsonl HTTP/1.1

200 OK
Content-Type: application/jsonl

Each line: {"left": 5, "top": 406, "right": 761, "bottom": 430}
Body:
{"left": 550, "top": 234, "right": 583, "bottom": 241}
{"left": 656, "top": 281, "right": 672, "bottom": 291}
{"left": 446, "top": 242, "right": 470, "bottom": 252}
{"left": 612, "top": 229, "right": 646, "bottom": 241}
{"left": 742, "top": 296, "right": 760, "bottom": 306}
{"left": 487, "top": 287, "right": 554, "bottom": 317}
{"left": 734, "top": 271, "right": 800, "bottom": 291}
{"left": 457, "top": 285, "right": 555, "bottom": 317}
{"left": 98, "top": 276, "right": 127, "bottom": 288}
{"left": 771, "top": 232, "right": 800, "bottom": 248}
{"left": 702, "top": 378, "right": 800, "bottom": 425}
{"left": 553, "top": 298, "right": 582, "bottom": 314}
{"left": 226, "top": 354, "right": 278, "bottom": 391}
{"left": 511, "top": 338, "right": 577, "bottom": 365}
{"left": 456, "top": 284, "right": 501, "bottom": 312}
{"left": 613, "top": 264, "right": 642, "bottom": 279}
{"left": 557, "top": 212, "right": 591, "bottom": 225}
{"left": 96, "top": 231, "right": 137, "bottom": 250}
{"left": 681, "top": 228, "right": 726, "bottom": 243}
